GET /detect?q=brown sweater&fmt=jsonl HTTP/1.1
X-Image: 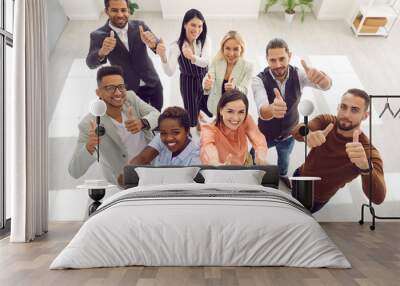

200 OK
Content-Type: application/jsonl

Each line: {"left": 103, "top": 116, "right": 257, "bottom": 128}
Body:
{"left": 291, "top": 114, "right": 386, "bottom": 204}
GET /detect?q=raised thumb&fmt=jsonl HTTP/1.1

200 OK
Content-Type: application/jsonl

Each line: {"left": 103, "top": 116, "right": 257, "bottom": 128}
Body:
{"left": 90, "top": 119, "right": 96, "bottom": 130}
{"left": 274, "top": 88, "right": 283, "bottom": 101}
{"left": 301, "top": 59, "right": 310, "bottom": 73}
{"left": 225, "top": 153, "right": 233, "bottom": 165}
{"left": 127, "top": 106, "right": 135, "bottom": 120}
{"left": 322, "top": 123, "right": 334, "bottom": 136}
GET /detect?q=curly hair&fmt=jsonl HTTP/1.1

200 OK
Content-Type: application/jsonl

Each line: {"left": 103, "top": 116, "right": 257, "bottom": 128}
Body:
{"left": 158, "top": 106, "right": 191, "bottom": 133}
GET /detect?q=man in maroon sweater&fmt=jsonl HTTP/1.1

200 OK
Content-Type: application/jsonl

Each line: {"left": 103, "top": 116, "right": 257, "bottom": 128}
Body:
{"left": 291, "top": 88, "right": 386, "bottom": 213}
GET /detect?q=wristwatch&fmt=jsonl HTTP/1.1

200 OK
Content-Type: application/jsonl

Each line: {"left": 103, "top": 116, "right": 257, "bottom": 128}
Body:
{"left": 141, "top": 119, "right": 150, "bottom": 130}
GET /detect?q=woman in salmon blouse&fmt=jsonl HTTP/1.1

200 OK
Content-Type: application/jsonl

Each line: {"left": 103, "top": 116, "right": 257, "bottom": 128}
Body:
{"left": 200, "top": 90, "right": 268, "bottom": 165}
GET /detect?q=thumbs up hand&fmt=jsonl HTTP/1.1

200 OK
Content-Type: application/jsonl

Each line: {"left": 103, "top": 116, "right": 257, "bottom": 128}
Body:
{"left": 271, "top": 88, "right": 287, "bottom": 119}
{"left": 139, "top": 25, "right": 157, "bottom": 48}
{"left": 345, "top": 129, "right": 369, "bottom": 170}
{"left": 306, "top": 123, "right": 334, "bottom": 148}
{"left": 223, "top": 153, "right": 233, "bottom": 165}
{"left": 99, "top": 30, "right": 117, "bottom": 58}
{"left": 224, "top": 77, "right": 235, "bottom": 91}
{"left": 86, "top": 120, "right": 100, "bottom": 155}
{"left": 204, "top": 73, "right": 214, "bottom": 91}
{"left": 301, "top": 59, "right": 327, "bottom": 86}
{"left": 182, "top": 42, "right": 195, "bottom": 62}
{"left": 124, "top": 107, "right": 143, "bottom": 134}
{"left": 156, "top": 38, "right": 167, "bottom": 62}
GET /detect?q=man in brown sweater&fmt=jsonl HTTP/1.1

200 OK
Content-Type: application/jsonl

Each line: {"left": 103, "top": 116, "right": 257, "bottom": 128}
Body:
{"left": 291, "top": 88, "right": 386, "bottom": 213}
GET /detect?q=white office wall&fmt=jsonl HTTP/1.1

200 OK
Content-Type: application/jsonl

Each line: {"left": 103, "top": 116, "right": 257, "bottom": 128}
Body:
{"left": 47, "top": 0, "right": 69, "bottom": 55}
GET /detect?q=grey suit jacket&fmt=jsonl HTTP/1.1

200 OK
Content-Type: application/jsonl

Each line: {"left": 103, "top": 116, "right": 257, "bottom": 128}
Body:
{"left": 203, "top": 57, "right": 254, "bottom": 114}
{"left": 86, "top": 20, "right": 161, "bottom": 92}
{"left": 68, "top": 91, "right": 160, "bottom": 184}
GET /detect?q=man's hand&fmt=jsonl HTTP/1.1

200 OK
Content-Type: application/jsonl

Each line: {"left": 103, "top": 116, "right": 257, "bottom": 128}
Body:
{"left": 156, "top": 38, "right": 167, "bottom": 62}
{"left": 86, "top": 120, "right": 100, "bottom": 155}
{"left": 255, "top": 150, "right": 268, "bottom": 165}
{"left": 204, "top": 73, "right": 214, "bottom": 91}
{"left": 117, "top": 174, "right": 124, "bottom": 187}
{"left": 301, "top": 59, "right": 329, "bottom": 86}
{"left": 98, "top": 31, "right": 116, "bottom": 58}
{"left": 306, "top": 123, "right": 334, "bottom": 148}
{"left": 346, "top": 129, "right": 369, "bottom": 170}
{"left": 139, "top": 25, "right": 157, "bottom": 49}
{"left": 271, "top": 88, "right": 287, "bottom": 119}
{"left": 224, "top": 78, "right": 235, "bottom": 92}
{"left": 124, "top": 107, "right": 143, "bottom": 134}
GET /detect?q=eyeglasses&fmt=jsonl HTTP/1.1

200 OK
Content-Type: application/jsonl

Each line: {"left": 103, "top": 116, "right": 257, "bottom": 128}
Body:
{"left": 102, "top": 84, "right": 127, "bottom": 94}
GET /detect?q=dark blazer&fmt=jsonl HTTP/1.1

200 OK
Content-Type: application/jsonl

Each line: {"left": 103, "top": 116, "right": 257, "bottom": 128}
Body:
{"left": 86, "top": 20, "right": 161, "bottom": 92}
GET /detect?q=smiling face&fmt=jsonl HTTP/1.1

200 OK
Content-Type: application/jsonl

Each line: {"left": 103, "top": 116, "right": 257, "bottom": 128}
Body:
{"left": 96, "top": 74, "right": 126, "bottom": 108}
{"left": 267, "top": 47, "right": 291, "bottom": 80}
{"left": 337, "top": 93, "right": 369, "bottom": 131}
{"left": 184, "top": 17, "right": 203, "bottom": 42}
{"left": 159, "top": 118, "right": 189, "bottom": 154}
{"left": 220, "top": 99, "right": 247, "bottom": 130}
{"left": 106, "top": 0, "right": 129, "bottom": 28}
{"left": 223, "top": 38, "right": 242, "bottom": 65}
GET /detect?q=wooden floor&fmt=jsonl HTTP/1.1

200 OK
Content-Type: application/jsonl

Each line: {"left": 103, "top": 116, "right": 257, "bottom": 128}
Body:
{"left": 0, "top": 222, "right": 399, "bottom": 286}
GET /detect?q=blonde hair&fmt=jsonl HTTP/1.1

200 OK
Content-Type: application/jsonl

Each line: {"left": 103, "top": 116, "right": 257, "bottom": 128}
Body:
{"left": 215, "top": 30, "right": 246, "bottom": 62}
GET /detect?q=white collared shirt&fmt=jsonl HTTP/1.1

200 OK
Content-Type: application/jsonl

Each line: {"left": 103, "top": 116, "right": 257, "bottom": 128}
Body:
{"left": 111, "top": 113, "right": 147, "bottom": 160}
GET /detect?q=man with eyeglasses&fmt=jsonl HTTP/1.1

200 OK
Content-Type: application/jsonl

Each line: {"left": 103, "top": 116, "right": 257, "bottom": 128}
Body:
{"left": 69, "top": 66, "right": 160, "bottom": 185}
{"left": 86, "top": 0, "right": 163, "bottom": 111}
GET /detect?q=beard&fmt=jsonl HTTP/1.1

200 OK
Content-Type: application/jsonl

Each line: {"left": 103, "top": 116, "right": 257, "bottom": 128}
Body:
{"left": 271, "top": 67, "right": 288, "bottom": 78}
{"left": 337, "top": 119, "right": 360, "bottom": 131}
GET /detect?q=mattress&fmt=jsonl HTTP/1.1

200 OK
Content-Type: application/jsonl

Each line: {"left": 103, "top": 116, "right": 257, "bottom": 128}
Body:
{"left": 50, "top": 183, "right": 351, "bottom": 269}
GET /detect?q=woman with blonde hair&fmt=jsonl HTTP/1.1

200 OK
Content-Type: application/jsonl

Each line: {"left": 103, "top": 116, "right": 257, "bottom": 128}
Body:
{"left": 202, "top": 30, "right": 254, "bottom": 115}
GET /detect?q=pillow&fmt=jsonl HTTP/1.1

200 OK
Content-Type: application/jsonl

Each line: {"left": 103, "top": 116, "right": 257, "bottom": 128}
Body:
{"left": 200, "top": 169, "right": 266, "bottom": 185}
{"left": 135, "top": 167, "right": 201, "bottom": 186}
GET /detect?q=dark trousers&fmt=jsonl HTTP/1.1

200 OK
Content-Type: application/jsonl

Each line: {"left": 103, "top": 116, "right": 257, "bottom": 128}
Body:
{"left": 292, "top": 167, "right": 327, "bottom": 213}
{"left": 136, "top": 81, "right": 163, "bottom": 111}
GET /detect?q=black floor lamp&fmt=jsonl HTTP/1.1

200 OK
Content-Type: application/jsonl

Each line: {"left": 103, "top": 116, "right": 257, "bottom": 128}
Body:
{"left": 89, "top": 98, "right": 107, "bottom": 162}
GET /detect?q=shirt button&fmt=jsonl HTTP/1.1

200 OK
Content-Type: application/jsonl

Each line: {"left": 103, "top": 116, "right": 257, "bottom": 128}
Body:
{"left": 122, "top": 154, "right": 126, "bottom": 158}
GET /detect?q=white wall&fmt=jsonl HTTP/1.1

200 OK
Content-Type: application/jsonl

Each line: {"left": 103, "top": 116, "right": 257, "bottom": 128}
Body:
{"left": 160, "top": 0, "right": 262, "bottom": 19}
{"left": 313, "top": 0, "right": 357, "bottom": 20}
{"left": 55, "top": 0, "right": 367, "bottom": 20}
{"left": 48, "top": 0, "right": 69, "bottom": 55}
{"left": 136, "top": 0, "right": 161, "bottom": 12}
{"left": 58, "top": 0, "right": 103, "bottom": 20}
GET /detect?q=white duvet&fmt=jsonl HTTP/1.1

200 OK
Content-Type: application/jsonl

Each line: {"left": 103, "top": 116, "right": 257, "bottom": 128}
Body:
{"left": 50, "top": 183, "right": 351, "bottom": 269}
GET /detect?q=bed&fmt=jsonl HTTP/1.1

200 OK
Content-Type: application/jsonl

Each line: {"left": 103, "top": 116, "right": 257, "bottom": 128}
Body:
{"left": 50, "top": 165, "right": 350, "bottom": 269}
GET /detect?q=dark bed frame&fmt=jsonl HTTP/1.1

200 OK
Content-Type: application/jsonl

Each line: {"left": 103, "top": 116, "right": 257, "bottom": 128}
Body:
{"left": 123, "top": 165, "right": 280, "bottom": 189}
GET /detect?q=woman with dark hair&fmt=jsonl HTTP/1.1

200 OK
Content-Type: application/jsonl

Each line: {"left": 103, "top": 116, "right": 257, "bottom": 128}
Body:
{"left": 156, "top": 8, "right": 212, "bottom": 127}
{"left": 200, "top": 90, "right": 268, "bottom": 165}
{"left": 129, "top": 106, "right": 201, "bottom": 166}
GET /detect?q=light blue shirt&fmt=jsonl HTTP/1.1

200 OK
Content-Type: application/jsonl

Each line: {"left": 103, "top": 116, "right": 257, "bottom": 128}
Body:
{"left": 149, "top": 134, "right": 201, "bottom": 166}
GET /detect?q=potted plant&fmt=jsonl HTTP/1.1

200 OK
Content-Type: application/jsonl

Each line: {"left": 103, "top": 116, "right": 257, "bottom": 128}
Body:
{"left": 128, "top": 0, "right": 139, "bottom": 15}
{"left": 265, "top": 0, "right": 313, "bottom": 23}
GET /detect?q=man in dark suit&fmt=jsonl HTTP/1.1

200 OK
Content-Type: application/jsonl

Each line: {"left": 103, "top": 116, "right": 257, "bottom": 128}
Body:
{"left": 86, "top": 0, "right": 163, "bottom": 110}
